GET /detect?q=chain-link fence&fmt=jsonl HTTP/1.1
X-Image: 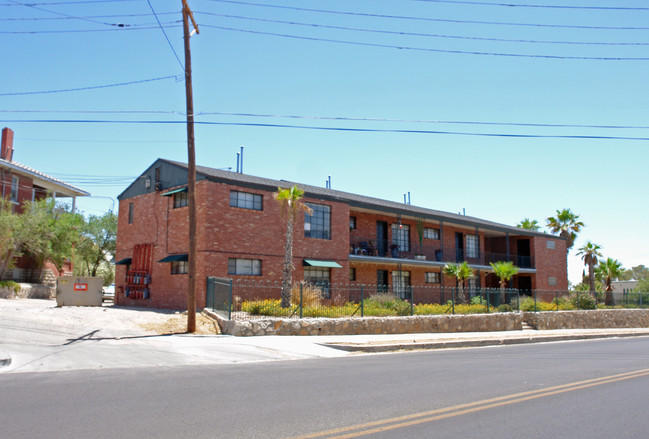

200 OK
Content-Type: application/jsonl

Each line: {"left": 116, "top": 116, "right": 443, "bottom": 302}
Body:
{"left": 206, "top": 277, "right": 648, "bottom": 321}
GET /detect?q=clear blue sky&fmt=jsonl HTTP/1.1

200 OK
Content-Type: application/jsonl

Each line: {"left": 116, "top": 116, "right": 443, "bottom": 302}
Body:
{"left": 2, "top": 0, "right": 648, "bottom": 284}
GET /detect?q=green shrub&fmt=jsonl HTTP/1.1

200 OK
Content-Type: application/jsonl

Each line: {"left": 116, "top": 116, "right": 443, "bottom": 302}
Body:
{"left": 0, "top": 280, "right": 20, "bottom": 293}
{"left": 497, "top": 304, "right": 513, "bottom": 312}
{"left": 569, "top": 291, "right": 597, "bottom": 310}
{"left": 470, "top": 296, "right": 487, "bottom": 306}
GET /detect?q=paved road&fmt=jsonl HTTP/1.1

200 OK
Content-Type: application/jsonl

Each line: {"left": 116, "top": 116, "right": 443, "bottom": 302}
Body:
{"left": 2, "top": 337, "right": 649, "bottom": 438}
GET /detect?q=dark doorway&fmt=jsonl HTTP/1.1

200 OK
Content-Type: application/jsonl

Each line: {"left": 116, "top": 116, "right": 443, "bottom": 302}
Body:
{"left": 517, "top": 239, "right": 531, "bottom": 268}
{"left": 455, "top": 233, "right": 464, "bottom": 262}
{"left": 377, "top": 270, "right": 388, "bottom": 292}
{"left": 518, "top": 276, "right": 532, "bottom": 293}
{"left": 376, "top": 221, "right": 388, "bottom": 257}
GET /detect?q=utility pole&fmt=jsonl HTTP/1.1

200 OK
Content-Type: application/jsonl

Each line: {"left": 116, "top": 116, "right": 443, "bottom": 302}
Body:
{"left": 182, "top": 0, "right": 199, "bottom": 333}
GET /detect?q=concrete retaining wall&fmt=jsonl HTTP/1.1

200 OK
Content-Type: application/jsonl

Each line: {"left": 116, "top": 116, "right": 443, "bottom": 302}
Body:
{"left": 0, "top": 284, "right": 54, "bottom": 299}
{"left": 523, "top": 309, "right": 649, "bottom": 330}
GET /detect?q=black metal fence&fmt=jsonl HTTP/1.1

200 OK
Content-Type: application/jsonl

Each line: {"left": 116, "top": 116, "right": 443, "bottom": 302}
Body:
{"left": 206, "top": 277, "right": 649, "bottom": 321}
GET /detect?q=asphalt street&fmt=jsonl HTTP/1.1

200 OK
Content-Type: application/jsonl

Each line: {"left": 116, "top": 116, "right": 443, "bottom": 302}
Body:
{"left": 2, "top": 338, "right": 649, "bottom": 439}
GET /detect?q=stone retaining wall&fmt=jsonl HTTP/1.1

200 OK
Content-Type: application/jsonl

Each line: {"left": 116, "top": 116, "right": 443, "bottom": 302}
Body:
{"left": 205, "top": 310, "right": 522, "bottom": 337}
{"left": 0, "top": 283, "right": 54, "bottom": 299}
{"left": 523, "top": 309, "right": 649, "bottom": 330}
{"left": 205, "top": 308, "right": 649, "bottom": 337}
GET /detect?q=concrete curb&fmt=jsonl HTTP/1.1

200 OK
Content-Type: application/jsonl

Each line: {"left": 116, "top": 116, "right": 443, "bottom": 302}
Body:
{"left": 321, "top": 332, "right": 649, "bottom": 353}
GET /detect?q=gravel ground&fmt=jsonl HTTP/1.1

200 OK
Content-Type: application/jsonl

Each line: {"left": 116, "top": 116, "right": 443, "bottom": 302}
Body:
{"left": 0, "top": 298, "right": 220, "bottom": 335}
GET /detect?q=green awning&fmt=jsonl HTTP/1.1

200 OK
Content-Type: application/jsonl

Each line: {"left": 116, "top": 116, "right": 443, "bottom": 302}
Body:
{"left": 158, "top": 254, "right": 189, "bottom": 263}
{"left": 303, "top": 259, "right": 342, "bottom": 268}
{"left": 161, "top": 187, "right": 187, "bottom": 197}
{"left": 114, "top": 257, "right": 132, "bottom": 265}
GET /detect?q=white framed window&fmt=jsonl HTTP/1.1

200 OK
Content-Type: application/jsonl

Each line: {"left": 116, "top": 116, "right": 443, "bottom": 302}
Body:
{"left": 228, "top": 258, "right": 262, "bottom": 276}
{"left": 230, "top": 191, "right": 262, "bottom": 210}
{"left": 392, "top": 270, "right": 411, "bottom": 299}
{"left": 425, "top": 272, "right": 441, "bottom": 284}
{"left": 465, "top": 234, "right": 479, "bottom": 258}
{"left": 305, "top": 203, "right": 331, "bottom": 239}
{"left": 548, "top": 277, "right": 557, "bottom": 286}
{"left": 10, "top": 176, "right": 18, "bottom": 203}
{"left": 173, "top": 191, "right": 188, "bottom": 208}
{"left": 391, "top": 224, "right": 410, "bottom": 252}
{"left": 171, "top": 260, "right": 188, "bottom": 274}
{"left": 424, "top": 228, "right": 440, "bottom": 240}
{"left": 547, "top": 240, "right": 556, "bottom": 249}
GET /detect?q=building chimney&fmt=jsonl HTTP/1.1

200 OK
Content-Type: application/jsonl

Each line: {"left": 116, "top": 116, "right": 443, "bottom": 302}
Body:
{"left": 1, "top": 128, "right": 14, "bottom": 161}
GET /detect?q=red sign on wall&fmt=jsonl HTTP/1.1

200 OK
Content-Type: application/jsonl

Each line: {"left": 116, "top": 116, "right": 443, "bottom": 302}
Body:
{"left": 73, "top": 283, "right": 88, "bottom": 292}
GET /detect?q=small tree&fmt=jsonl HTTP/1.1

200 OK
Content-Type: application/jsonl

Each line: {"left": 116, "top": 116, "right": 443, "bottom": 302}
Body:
{"left": 444, "top": 261, "right": 474, "bottom": 303}
{"left": 577, "top": 241, "right": 602, "bottom": 298}
{"left": 275, "top": 186, "right": 312, "bottom": 308}
{"left": 0, "top": 199, "right": 24, "bottom": 280}
{"left": 76, "top": 212, "right": 117, "bottom": 278}
{"left": 517, "top": 218, "right": 540, "bottom": 231}
{"left": 596, "top": 257, "right": 624, "bottom": 306}
{"left": 490, "top": 261, "right": 519, "bottom": 303}
{"left": 546, "top": 208, "right": 584, "bottom": 252}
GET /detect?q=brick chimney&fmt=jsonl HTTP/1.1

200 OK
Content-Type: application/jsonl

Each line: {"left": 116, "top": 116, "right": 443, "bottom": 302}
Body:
{"left": 1, "top": 128, "right": 14, "bottom": 161}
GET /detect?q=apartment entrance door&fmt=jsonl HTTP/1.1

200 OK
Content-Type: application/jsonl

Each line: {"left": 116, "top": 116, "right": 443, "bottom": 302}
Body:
{"left": 376, "top": 221, "right": 388, "bottom": 257}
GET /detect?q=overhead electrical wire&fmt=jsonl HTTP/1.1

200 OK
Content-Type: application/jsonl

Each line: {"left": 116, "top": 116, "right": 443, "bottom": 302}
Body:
{"left": 205, "top": 0, "right": 649, "bottom": 30}
{"left": 0, "top": 0, "right": 138, "bottom": 5}
{"left": 202, "top": 24, "right": 649, "bottom": 60}
{"left": 0, "top": 24, "right": 181, "bottom": 34}
{"left": 3, "top": 119, "right": 649, "bottom": 141}
{"left": 0, "top": 11, "right": 175, "bottom": 21}
{"left": 146, "top": 0, "right": 184, "bottom": 70}
{"left": 0, "top": 75, "right": 180, "bottom": 96}
{"left": 408, "top": 0, "right": 649, "bottom": 10}
{"left": 196, "top": 12, "right": 649, "bottom": 47}
{"left": 7, "top": 0, "right": 131, "bottom": 27}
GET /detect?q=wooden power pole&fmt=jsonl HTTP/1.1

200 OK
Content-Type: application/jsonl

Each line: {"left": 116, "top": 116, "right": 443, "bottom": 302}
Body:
{"left": 182, "top": 0, "right": 199, "bottom": 333}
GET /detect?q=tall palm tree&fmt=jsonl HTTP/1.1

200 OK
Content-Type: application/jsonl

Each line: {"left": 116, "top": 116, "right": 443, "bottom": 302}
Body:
{"left": 444, "top": 261, "right": 474, "bottom": 304}
{"left": 490, "top": 261, "right": 519, "bottom": 303}
{"left": 577, "top": 241, "right": 602, "bottom": 296}
{"left": 596, "top": 257, "right": 624, "bottom": 306}
{"left": 546, "top": 208, "right": 584, "bottom": 251}
{"left": 516, "top": 218, "right": 540, "bottom": 231}
{"left": 275, "top": 185, "right": 312, "bottom": 308}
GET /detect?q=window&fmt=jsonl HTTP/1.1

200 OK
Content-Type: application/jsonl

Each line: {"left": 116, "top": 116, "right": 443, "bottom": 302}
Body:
{"left": 349, "top": 216, "right": 357, "bottom": 230}
{"left": 228, "top": 258, "right": 262, "bottom": 276}
{"left": 128, "top": 202, "right": 134, "bottom": 224}
{"left": 425, "top": 272, "right": 441, "bottom": 284}
{"left": 171, "top": 260, "right": 188, "bottom": 274}
{"left": 465, "top": 234, "right": 479, "bottom": 258}
{"left": 548, "top": 276, "right": 557, "bottom": 286}
{"left": 349, "top": 267, "right": 356, "bottom": 281}
{"left": 230, "top": 190, "right": 262, "bottom": 210}
{"left": 154, "top": 167, "right": 161, "bottom": 182}
{"left": 305, "top": 203, "right": 331, "bottom": 239}
{"left": 391, "top": 224, "right": 410, "bottom": 252}
{"left": 424, "top": 228, "right": 440, "bottom": 240}
{"left": 547, "top": 240, "right": 556, "bottom": 250}
{"left": 304, "top": 267, "right": 331, "bottom": 298}
{"left": 10, "top": 176, "right": 18, "bottom": 203}
{"left": 173, "top": 191, "right": 188, "bottom": 208}
{"left": 392, "top": 271, "right": 411, "bottom": 299}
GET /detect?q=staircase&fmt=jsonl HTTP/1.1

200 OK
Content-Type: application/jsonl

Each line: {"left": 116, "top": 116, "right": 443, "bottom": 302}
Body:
{"left": 521, "top": 321, "right": 536, "bottom": 331}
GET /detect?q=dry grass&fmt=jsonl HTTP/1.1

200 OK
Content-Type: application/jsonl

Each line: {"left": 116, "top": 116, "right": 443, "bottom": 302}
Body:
{"left": 291, "top": 281, "right": 322, "bottom": 307}
{"left": 140, "top": 311, "right": 221, "bottom": 335}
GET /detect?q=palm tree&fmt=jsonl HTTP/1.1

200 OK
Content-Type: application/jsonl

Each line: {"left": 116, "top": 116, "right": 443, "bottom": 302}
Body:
{"left": 596, "top": 257, "right": 624, "bottom": 306}
{"left": 516, "top": 218, "right": 540, "bottom": 231}
{"left": 490, "top": 261, "right": 519, "bottom": 303}
{"left": 576, "top": 241, "right": 602, "bottom": 297}
{"left": 444, "top": 261, "right": 474, "bottom": 303}
{"left": 275, "top": 185, "right": 312, "bottom": 308}
{"left": 546, "top": 208, "right": 584, "bottom": 251}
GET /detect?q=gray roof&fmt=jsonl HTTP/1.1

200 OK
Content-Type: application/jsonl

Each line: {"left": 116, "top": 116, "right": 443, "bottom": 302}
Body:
{"left": 155, "top": 159, "right": 553, "bottom": 238}
{"left": 0, "top": 157, "right": 89, "bottom": 197}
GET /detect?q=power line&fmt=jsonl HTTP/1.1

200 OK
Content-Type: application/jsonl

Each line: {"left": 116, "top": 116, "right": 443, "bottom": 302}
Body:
{"left": 0, "top": 12, "right": 173, "bottom": 21}
{"left": 203, "top": 25, "right": 649, "bottom": 60}
{"left": 7, "top": 0, "right": 130, "bottom": 27}
{"left": 0, "top": 24, "right": 181, "bottom": 34}
{"left": 0, "top": 75, "right": 180, "bottom": 96}
{"left": 408, "top": 0, "right": 649, "bottom": 10}
{"left": 3, "top": 119, "right": 649, "bottom": 141}
{"left": 205, "top": 0, "right": 649, "bottom": 30}
{"left": 0, "top": 0, "right": 138, "bottom": 4}
{"left": 196, "top": 11, "right": 649, "bottom": 46}
{"left": 146, "top": 0, "right": 184, "bottom": 71}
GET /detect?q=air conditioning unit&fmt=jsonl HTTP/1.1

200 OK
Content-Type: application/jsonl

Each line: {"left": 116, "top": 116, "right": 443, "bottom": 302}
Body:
{"left": 154, "top": 182, "right": 162, "bottom": 191}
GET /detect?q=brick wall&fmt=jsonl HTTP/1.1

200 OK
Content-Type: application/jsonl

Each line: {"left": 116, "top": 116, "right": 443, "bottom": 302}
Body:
{"left": 533, "top": 236, "right": 568, "bottom": 290}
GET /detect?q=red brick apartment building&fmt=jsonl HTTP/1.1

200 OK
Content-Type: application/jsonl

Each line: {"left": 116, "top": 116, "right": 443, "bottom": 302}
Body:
{"left": 1, "top": 128, "right": 89, "bottom": 279}
{"left": 115, "top": 159, "right": 568, "bottom": 309}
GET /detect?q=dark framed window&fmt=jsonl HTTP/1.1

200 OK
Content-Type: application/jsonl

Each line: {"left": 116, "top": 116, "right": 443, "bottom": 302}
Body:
{"left": 349, "top": 216, "right": 357, "bottom": 230}
{"left": 154, "top": 167, "right": 161, "bottom": 183}
{"left": 304, "top": 267, "right": 331, "bottom": 299}
{"left": 391, "top": 224, "right": 410, "bottom": 252}
{"left": 305, "top": 203, "right": 331, "bottom": 239}
{"left": 230, "top": 190, "right": 262, "bottom": 210}
{"left": 10, "top": 176, "right": 18, "bottom": 202}
{"left": 173, "top": 191, "right": 188, "bottom": 208}
{"left": 392, "top": 271, "right": 411, "bottom": 299}
{"left": 425, "top": 272, "right": 441, "bottom": 284}
{"left": 349, "top": 267, "right": 356, "bottom": 281}
{"left": 128, "top": 202, "right": 134, "bottom": 224}
{"left": 171, "top": 260, "right": 188, "bottom": 274}
{"left": 466, "top": 234, "right": 479, "bottom": 258}
{"left": 228, "top": 258, "right": 262, "bottom": 276}
{"left": 424, "top": 228, "right": 440, "bottom": 240}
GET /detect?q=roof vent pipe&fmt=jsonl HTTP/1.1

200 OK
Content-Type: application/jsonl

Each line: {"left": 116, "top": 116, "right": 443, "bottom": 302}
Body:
{"left": 236, "top": 152, "right": 240, "bottom": 173}
{"left": 239, "top": 145, "right": 244, "bottom": 173}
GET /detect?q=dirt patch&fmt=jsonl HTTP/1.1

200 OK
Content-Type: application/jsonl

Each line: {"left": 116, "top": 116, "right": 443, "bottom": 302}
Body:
{"left": 140, "top": 311, "right": 221, "bottom": 335}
